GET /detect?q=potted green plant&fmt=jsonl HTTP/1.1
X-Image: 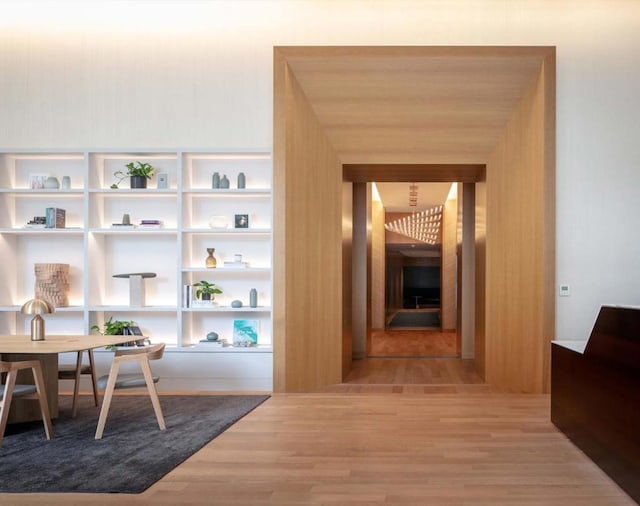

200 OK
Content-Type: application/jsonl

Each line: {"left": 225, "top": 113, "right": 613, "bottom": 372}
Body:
{"left": 91, "top": 317, "right": 136, "bottom": 348}
{"left": 111, "top": 161, "right": 155, "bottom": 189}
{"left": 193, "top": 280, "right": 223, "bottom": 301}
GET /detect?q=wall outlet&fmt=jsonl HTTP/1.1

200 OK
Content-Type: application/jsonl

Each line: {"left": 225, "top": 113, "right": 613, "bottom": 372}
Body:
{"left": 559, "top": 284, "right": 571, "bottom": 297}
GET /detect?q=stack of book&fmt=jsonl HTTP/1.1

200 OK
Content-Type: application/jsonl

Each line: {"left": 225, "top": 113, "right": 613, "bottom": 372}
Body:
{"left": 25, "top": 216, "right": 46, "bottom": 229}
{"left": 45, "top": 208, "right": 66, "bottom": 228}
{"left": 138, "top": 219, "right": 163, "bottom": 229}
{"left": 196, "top": 338, "right": 228, "bottom": 348}
{"left": 223, "top": 260, "right": 249, "bottom": 269}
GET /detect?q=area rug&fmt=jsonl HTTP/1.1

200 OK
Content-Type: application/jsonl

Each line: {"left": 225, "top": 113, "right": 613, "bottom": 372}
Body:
{"left": 388, "top": 311, "right": 441, "bottom": 328}
{"left": 0, "top": 394, "right": 269, "bottom": 494}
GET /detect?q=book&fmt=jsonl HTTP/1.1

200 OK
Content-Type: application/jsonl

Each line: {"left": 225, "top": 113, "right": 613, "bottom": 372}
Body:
{"left": 45, "top": 207, "right": 66, "bottom": 228}
{"left": 197, "top": 339, "right": 227, "bottom": 347}
{"left": 191, "top": 300, "right": 217, "bottom": 308}
{"left": 223, "top": 261, "right": 249, "bottom": 269}
{"left": 182, "top": 284, "right": 192, "bottom": 308}
{"left": 232, "top": 319, "right": 259, "bottom": 347}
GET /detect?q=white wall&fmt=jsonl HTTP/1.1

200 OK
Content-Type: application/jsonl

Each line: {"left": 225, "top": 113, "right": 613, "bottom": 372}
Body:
{"left": 2, "top": 0, "right": 640, "bottom": 342}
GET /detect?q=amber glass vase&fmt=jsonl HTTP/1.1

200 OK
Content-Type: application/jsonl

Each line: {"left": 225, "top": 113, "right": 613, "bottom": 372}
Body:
{"left": 205, "top": 248, "right": 217, "bottom": 268}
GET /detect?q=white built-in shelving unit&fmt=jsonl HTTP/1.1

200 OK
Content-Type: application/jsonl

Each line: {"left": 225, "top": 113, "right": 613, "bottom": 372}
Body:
{"left": 0, "top": 150, "right": 273, "bottom": 390}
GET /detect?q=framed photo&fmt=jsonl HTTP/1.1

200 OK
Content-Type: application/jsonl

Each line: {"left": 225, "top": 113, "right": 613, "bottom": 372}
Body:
{"left": 124, "top": 325, "right": 148, "bottom": 346}
{"left": 233, "top": 319, "right": 258, "bottom": 347}
{"left": 157, "top": 173, "right": 168, "bottom": 189}
{"left": 125, "top": 326, "right": 143, "bottom": 336}
{"left": 29, "top": 173, "right": 49, "bottom": 190}
{"left": 234, "top": 214, "right": 249, "bottom": 228}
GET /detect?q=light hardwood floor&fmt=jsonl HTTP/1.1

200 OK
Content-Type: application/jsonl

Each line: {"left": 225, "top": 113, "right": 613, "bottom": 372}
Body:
{"left": 370, "top": 329, "right": 458, "bottom": 357}
{"left": 1, "top": 392, "right": 634, "bottom": 506}
{"left": 0, "top": 393, "right": 634, "bottom": 506}
{"left": 2, "top": 343, "right": 631, "bottom": 505}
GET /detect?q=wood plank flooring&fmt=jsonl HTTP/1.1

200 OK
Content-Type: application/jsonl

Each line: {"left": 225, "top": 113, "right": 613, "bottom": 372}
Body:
{"left": 370, "top": 329, "right": 457, "bottom": 357}
{"left": 344, "top": 358, "right": 483, "bottom": 385}
{"left": 1, "top": 393, "right": 634, "bottom": 505}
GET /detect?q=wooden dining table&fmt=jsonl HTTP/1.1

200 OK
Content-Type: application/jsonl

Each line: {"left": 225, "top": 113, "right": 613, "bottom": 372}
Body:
{"left": 0, "top": 334, "right": 132, "bottom": 423}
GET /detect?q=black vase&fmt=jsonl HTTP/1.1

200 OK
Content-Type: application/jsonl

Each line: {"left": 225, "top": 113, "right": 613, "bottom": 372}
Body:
{"left": 130, "top": 176, "right": 147, "bottom": 189}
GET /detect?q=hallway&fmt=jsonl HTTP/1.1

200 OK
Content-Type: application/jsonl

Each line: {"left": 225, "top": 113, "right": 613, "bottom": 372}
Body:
{"left": 326, "top": 329, "right": 485, "bottom": 393}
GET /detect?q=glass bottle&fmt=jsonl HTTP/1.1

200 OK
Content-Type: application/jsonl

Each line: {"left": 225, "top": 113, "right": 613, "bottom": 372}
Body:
{"left": 205, "top": 248, "right": 217, "bottom": 268}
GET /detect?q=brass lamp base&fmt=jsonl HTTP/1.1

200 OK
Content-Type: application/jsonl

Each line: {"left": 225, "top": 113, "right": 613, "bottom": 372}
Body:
{"left": 31, "top": 314, "right": 45, "bottom": 341}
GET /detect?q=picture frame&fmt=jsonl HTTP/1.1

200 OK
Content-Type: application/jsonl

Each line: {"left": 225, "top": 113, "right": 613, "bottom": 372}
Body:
{"left": 234, "top": 214, "right": 249, "bottom": 228}
{"left": 125, "top": 326, "right": 143, "bottom": 336}
{"left": 157, "top": 173, "right": 168, "bottom": 189}
{"left": 232, "top": 319, "right": 258, "bottom": 347}
{"left": 29, "top": 173, "right": 49, "bottom": 190}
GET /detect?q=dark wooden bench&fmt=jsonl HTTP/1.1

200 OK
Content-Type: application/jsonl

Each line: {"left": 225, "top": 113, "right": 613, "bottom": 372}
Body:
{"left": 551, "top": 305, "right": 640, "bottom": 503}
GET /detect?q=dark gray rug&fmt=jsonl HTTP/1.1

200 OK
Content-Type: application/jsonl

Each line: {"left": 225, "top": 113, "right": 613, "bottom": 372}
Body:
{"left": 388, "top": 311, "right": 441, "bottom": 328}
{"left": 0, "top": 394, "right": 269, "bottom": 494}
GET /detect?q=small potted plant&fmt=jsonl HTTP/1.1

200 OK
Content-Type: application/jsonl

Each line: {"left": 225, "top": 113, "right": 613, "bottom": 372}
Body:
{"left": 193, "top": 280, "right": 223, "bottom": 301}
{"left": 111, "top": 161, "right": 155, "bottom": 189}
{"left": 91, "top": 317, "right": 136, "bottom": 348}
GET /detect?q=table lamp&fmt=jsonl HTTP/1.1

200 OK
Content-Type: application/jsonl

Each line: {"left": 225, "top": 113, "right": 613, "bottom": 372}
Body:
{"left": 20, "top": 298, "right": 54, "bottom": 341}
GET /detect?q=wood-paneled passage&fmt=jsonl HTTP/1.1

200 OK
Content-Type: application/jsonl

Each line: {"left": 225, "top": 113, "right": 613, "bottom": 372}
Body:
{"left": 4, "top": 393, "right": 633, "bottom": 505}
{"left": 273, "top": 53, "right": 344, "bottom": 392}
{"left": 274, "top": 46, "right": 555, "bottom": 393}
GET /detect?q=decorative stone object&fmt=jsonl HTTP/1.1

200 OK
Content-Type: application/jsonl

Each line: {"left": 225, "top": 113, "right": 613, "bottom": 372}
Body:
{"left": 230, "top": 299, "right": 243, "bottom": 308}
{"left": 34, "top": 263, "right": 70, "bottom": 307}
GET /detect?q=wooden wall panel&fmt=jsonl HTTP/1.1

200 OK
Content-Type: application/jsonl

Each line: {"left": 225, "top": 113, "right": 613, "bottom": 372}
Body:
{"left": 441, "top": 192, "right": 457, "bottom": 331}
{"left": 475, "top": 181, "right": 487, "bottom": 380}
{"left": 273, "top": 51, "right": 344, "bottom": 392}
{"left": 342, "top": 182, "right": 353, "bottom": 378}
{"left": 352, "top": 183, "right": 368, "bottom": 359}
{"left": 371, "top": 199, "right": 386, "bottom": 330}
{"left": 485, "top": 57, "right": 555, "bottom": 393}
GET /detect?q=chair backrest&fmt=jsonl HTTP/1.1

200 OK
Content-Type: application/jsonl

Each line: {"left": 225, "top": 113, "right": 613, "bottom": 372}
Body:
{"left": 113, "top": 342, "right": 165, "bottom": 362}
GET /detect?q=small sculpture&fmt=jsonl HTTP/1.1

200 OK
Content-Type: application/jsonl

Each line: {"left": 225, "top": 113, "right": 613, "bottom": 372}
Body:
{"left": 113, "top": 272, "right": 157, "bottom": 307}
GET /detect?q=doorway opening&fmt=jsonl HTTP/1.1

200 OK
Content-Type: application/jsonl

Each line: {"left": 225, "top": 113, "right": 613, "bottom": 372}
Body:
{"left": 346, "top": 170, "right": 482, "bottom": 386}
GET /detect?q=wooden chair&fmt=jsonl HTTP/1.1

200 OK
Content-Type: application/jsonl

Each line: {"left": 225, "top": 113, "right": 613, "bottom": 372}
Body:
{"left": 58, "top": 349, "right": 99, "bottom": 418}
{"left": 0, "top": 360, "right": 54, "bottom": 447}
{"left": 95, "top": 343, "right": 166, "bottom": 439}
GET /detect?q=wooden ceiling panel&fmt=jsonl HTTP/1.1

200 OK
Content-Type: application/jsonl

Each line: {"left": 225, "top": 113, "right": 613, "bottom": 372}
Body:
{"left": 286, "top": 53, "right": 544, "bottom": 163}
{"left": 330, "top": 126, "right": 500, "bottom": 164}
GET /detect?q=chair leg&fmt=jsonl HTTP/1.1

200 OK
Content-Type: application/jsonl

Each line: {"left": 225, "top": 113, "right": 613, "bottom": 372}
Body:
{"left": 31, "top": 363, "right": 53, "bottom": 440}
{"left": 95, "top": 361, "right": 120, "bottom": 439}
{"left": 0, "top": 370, "right": 18, "bottom": 448}
{"left": 141, "top": 360, "right": 166, "bottom": 431}
{"left": 71, "top": 351, "right": 83, "bottom": 418}
{"left": 87, "top": 349, "right": 99, "bottom": 407}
